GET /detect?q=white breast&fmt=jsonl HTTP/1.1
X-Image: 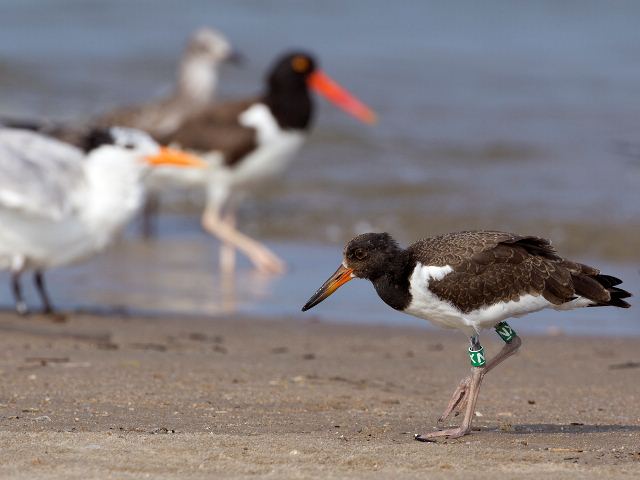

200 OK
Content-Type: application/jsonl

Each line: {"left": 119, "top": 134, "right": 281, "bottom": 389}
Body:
{"left": 231, "top": 103, "right": 305, "bottom": 187}
{"left": 404, "top": 262, "right": 594, "bottom": 336}
{"left": 404, "top": 263, "right": 469, "bottom": 331}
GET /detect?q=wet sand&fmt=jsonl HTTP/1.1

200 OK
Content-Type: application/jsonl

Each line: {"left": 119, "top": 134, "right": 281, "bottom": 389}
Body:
{"left": 0, "top": 311, "right": 639, "bottom": 479}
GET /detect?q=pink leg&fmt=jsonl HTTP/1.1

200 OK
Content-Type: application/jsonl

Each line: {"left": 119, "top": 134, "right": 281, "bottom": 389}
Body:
{"left": 416, "top": 366, "right": 484, "bottom": 441}
{"left": 437, "top": 336, "right": 522, "bottom": 425}
{"left": 415, "top": 336, "right": 522, "bottom": 441}
{"left": 201, "top": 207, "right": 286, "bottom": 274}
{"left": 219, "top": 209, "right": 237, "bottom": 275}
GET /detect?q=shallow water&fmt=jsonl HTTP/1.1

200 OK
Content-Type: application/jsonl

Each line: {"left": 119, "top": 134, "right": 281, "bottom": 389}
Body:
{"left": 0, "top": 1, "right": 638, "bottom": 332}
{"left": 0, "top": 216, "right": 637, "bottom": 336}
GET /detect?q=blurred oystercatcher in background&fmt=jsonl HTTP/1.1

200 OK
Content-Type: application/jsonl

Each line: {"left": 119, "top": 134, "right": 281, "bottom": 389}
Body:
{"left": 155, "top": 51, "right": 377, "bottom": 274}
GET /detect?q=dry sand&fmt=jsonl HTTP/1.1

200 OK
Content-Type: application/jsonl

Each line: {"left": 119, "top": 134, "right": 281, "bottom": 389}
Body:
{"left": 0, "top": 311, "right": 639, "bottom": 479}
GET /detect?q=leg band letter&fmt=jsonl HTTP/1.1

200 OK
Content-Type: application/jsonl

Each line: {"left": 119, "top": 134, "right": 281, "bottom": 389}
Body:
{"left": 468, "top": 345, "right": 486, "bottom": 367}
{"left": 494, "top": 321, "right": 516, "bottom": 343}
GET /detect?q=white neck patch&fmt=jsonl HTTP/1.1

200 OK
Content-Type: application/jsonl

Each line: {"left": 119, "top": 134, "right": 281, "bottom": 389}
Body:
{"left": 239, "top": 103, "right": 281, "bottom": 143}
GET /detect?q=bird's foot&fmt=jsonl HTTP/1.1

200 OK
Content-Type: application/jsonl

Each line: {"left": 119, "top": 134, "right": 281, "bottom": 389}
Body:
{"left": 249, "top": 246, "right": 286, "bottom": 275}
{"left": 15, "top": 301, "right": 29, "bottom": 316}
{"left": 437, "top": 376, "right": 472, "bottom": 426}
{"left": 415, "top": 426, "right": 471, "bottom": 442}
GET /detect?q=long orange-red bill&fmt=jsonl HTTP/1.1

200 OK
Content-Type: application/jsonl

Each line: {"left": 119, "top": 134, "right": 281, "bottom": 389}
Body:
{"left": 145, "top": 147, "right": 207, "bottom": 168}
{"left": 308, "top": 70, "right": 377, "bottom": 125}
{"left": 302, "top": 264, "right": 354, "bottom": 311}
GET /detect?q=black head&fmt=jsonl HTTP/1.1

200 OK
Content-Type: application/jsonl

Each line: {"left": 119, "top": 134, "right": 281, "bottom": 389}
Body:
{"left": 263, "top": 51, "right": 317, "bottom": 130}
{"left": 264, "top": 50, "right": 376, "bottom": 129}
{"left": 301, "top": 232, "right": 404, "bottom": 312}
{"left": 81, "top": 126, "right": 205, "bottom": 168}
{"left": 344, "top": 233, "right": 403, "bottom": 280}
{"left": 81, "top": 127, "right": 160, "bottom": 154}
{"left": 81, "top": 128, "right": 115, "bottom": 153}
{"left": 267, "top": 51, "right": 318, "bottom": 89}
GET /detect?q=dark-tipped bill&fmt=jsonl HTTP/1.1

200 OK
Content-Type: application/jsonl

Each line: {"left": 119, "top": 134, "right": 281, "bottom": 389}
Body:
{"left": 307, "top": 70, "right": 377, "bottom": 124}
{"left": 302, "top": 264, "right": 354, "bottom": 312}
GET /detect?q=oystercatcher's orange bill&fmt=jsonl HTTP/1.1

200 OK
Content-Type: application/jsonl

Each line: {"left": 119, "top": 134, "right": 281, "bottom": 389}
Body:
{"left": 145, "top": 147, "right": 207, "bottom": 168}
{"left": 308, "top": 70, "right": 377, "bottom": 125}
{"left": 302, "top": 264, "right": 354, "bottom": 311}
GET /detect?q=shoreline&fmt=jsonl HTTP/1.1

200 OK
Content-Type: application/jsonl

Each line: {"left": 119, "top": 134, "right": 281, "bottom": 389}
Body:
{"left": 1, "top": 312, "right": 639, "bottom": 478}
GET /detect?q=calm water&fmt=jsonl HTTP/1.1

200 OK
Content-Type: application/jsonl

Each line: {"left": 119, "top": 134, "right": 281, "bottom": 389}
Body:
{"left": 0, "top": 1, "right": 638, "bottom": 333}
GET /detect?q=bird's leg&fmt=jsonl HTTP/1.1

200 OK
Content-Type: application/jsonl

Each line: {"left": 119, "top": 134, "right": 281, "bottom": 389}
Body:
{"left": 201, "top": 206, "right": 285, "bottom": 274}
{"left": 219, "top": 207, "right": 237, "bottom": 275}
{"left": 34, "top": 270, "right": 54, "bottom": 315}
{"left": 11, "top": 270, "right": 28, "bottom": 316}
{"left": 437, "top": 323, "right": 522, "bottom": 425}
{"left": 416, "top": 339, "right": 486, "bottom": 441}
{"left": 141, "top": 193, "right": 160, "bottom": 239}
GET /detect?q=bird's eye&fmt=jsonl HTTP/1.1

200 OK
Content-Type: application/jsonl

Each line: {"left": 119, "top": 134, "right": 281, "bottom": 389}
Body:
{"left": 291, "top": 55, "right": 310, "bottom": 73}
{"left": 354, "top": 248, "right": 366, "bottom": 260}
{"left": 123, "top": 143, "right": 136, "bottom": 150}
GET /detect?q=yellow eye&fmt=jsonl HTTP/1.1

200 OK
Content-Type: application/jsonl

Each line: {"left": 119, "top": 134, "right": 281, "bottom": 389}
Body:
{"left": 291, "top": 55, "right": 310, "bottom": 73}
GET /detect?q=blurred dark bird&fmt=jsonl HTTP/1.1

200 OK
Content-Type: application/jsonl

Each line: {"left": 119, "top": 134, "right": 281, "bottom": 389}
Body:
{"left": 153, "top": 51, "right": 377, "bottom": 274}
{"left": 302, "top": 231, "right": 631, "bottom": 440}
{"left": 0, "top": 126, "right": 205, "bottom": 316}
{"left": 95, "top": 27, "right": 241, "bottom": 138}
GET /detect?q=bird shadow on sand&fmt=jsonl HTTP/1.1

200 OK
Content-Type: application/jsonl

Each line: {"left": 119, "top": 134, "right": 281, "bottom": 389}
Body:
{"left": 491, "top": 423, "right": 640, "bottom": 434}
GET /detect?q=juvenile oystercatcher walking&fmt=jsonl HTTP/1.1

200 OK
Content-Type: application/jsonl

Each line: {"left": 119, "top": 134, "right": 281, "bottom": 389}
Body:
{"left": 0, "top": 126, "right": 205, "bottom": 316}
{"left": 302, "top": 231, "right": 631, "bottom": 440}
{"left": 155, "top": 51, "right": 377, "bottom": 274}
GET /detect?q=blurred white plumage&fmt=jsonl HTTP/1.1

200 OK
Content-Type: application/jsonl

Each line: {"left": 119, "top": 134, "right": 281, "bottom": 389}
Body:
{"left": 0, "top": 127, "right": 204, "bottom": 315}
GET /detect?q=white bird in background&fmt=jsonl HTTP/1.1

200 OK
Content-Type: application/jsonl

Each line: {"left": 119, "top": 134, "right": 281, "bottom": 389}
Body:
{"left": 0, "top": 126, "right": 205, "bottom": 316}
{"left": 1, "top": 27, "right": 240, "bottom": 238}
{"left": 94, "top": 27, "right": 242, "bottom": 138}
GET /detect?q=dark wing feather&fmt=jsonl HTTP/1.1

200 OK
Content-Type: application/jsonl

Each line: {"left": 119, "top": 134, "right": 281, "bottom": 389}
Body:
{"left": 409, "top": 230, "right": 631, "bottom": 311}
{"left": 159, "top": 97, "right": 259, "bottom": 167}
{"left": 409, "top": 231, "right": 574, "bottom": 312}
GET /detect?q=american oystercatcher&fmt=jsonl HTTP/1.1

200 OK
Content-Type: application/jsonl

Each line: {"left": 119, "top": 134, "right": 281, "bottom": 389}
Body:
{"left": 302, "top": 231, "right": 631, "bottom": 440}
{"left": 0, "top": 126, "right": 205, "bottom": 316}
{"left": 154, "top": 50, "right": 377, "bottom": 274}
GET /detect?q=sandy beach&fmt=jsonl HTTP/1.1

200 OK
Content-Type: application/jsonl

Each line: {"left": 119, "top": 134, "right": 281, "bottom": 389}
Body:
{"left": 0, "top": 311, "right": 638, "bottom": 479}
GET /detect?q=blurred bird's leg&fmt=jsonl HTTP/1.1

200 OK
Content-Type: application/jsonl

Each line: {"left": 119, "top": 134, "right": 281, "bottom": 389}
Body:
{"left": 141, "top": 193, "right": 160, "bottom": 239}
{"left": 219, "top": 201, "right": 237, "bottom": 275}
{"left": 201, "top": 204, "right": 285, "bottom": 275}
{"left": 34, "top": 270, "right": 54, "bottom": 314}
{"left": 11, "top": 273, "right": 28, "bottom": 315}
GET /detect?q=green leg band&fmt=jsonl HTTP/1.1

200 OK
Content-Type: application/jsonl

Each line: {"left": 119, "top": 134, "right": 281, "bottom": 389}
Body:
{"left": 468, "top": 345, "right": 486, "bottom": 367}
{"left": 494, "top": 321, "right": 517, "bottom": 343}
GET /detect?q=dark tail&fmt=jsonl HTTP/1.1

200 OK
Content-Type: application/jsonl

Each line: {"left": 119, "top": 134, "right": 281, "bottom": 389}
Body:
{"left": 570, "top": 269, "right": 632, "bottom": 308}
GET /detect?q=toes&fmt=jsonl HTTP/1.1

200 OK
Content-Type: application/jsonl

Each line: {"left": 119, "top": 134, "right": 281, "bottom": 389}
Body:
{"left": 251, "top": 251, "right": 286, "bottom": 274}
{"left": 414, "top": 428, "right": 469, "bottom": 442}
